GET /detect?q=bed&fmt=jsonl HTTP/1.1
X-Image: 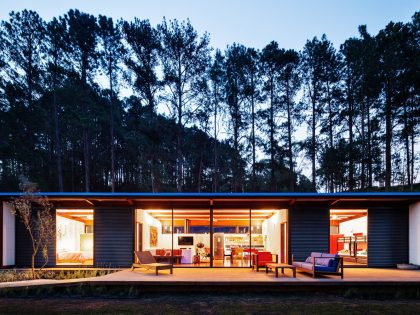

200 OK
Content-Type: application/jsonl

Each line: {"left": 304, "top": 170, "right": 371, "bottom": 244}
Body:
{"left": 57, "top": 251, "right": 93, "bottom": 265}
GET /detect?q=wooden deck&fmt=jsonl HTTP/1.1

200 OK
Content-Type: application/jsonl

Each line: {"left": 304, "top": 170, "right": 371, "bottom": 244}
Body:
{"left": 94, "top": 267, "right": 420, "bottom": 284}
{"left": 1, "top": 268, "right": 419, "bottom": 290}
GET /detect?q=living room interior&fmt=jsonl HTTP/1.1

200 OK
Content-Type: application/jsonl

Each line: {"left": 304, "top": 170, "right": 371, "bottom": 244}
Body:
{"left": 330, "top": 209, "right": 368, "bottom": 266}
{"left": 135, "top": 208, "right": 288, "bottom": 267}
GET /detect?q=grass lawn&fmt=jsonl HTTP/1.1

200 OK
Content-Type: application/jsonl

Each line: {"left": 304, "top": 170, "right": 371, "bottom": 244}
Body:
{"left": 0, "top": 294, "right": 419, "bottom": 315}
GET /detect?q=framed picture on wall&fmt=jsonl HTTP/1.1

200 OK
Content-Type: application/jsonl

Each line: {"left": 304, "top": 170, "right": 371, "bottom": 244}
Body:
{"left": 150, "top": 226, "right": 158, "bottom": 247}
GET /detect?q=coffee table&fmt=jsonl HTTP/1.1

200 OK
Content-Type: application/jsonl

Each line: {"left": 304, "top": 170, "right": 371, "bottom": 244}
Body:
{"left": 266, "top": 263, "right": 296, "bottom": 278}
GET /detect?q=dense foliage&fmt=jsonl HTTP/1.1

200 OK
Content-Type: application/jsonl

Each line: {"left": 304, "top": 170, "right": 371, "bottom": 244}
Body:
{"left": 0, "top": 10, "right": 418, "bottom": 192}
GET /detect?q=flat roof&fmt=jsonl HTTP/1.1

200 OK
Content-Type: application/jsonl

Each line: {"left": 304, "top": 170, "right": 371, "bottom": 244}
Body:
{"left": 1, "top": 192, "right": 419, "bottom": 209}
{"left": 0, "top": 191, "right": 419, "bottom": 197}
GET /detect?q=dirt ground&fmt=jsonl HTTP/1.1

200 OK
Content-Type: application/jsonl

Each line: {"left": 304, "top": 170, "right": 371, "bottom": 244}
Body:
{"left": 0, "top": 294, "right": 419, "bottom": 315}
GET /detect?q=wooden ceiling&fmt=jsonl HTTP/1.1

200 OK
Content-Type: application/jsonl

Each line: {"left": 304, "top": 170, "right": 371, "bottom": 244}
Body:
{"left": 56, "top": 209, "right": 94, "bottom": 224}
{"left": 145, "top": 209, "right": 281, "bottom": 221}
{"left": 330, "top": 209, "right": 367, "bottom": 223}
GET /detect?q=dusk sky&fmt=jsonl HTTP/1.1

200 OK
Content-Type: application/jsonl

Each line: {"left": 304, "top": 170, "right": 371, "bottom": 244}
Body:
{"left": 1, "top": 0, "right": 418, "bottom": 51}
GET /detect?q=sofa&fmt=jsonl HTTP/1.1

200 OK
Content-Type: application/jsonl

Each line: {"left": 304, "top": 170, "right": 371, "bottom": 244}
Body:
{"left": 147, "top": 248, "right": 194, "bottom": 264}
{"left": 292, "top": 252, "right": 344, "bottom": 278}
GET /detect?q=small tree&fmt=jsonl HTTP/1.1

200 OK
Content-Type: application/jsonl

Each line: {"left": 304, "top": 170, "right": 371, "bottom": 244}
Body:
{"left": 11, "top": 180, "right": 54, "bottom": 279}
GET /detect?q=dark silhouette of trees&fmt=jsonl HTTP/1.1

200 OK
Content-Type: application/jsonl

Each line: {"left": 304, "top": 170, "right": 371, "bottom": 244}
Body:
{"left": 65, "top": 9, "right": 99, "bottom": 192}
{"left": 98, "top": 15, "right": 124, "bottom": 192}
{"left": 157, "top": 18, "right": 211, "bottom": 192}
{"left": 0, "top": 9, "right": 418, "bottom": 193}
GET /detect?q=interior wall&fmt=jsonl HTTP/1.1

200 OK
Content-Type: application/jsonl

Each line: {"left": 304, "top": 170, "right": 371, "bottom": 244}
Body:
{"left": 409, "top": 201, "right": 420, "bottom": 265}
{"left": 136, "top": 210, "right": 162, "bottom": 250}
{"left": 262, "top": 211, "right": 285, "bottom": 255}
{"left": 339, "top": 216, "right": 367, "bottom": 236}
{"left": 2, "top": 202, "right": 15, "bottom": 266}
{"left": 170, "top": 233, "right": 210, "bottom": 250}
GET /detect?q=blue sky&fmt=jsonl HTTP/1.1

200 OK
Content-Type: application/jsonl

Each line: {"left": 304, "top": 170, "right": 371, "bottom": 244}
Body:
{"left": 0, "top": 0, "right": 418, "bottom": 51}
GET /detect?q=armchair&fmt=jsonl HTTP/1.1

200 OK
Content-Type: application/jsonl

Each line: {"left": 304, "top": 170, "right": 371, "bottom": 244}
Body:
{"left": 251, "top": 251, "right": 278, "bottom": 271}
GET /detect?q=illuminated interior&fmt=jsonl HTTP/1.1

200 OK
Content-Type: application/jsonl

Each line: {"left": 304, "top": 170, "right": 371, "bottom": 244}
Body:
{"left": 135, "top": 208, "right": 288, "bottom": 267}
{"left": 330, "top": 209, "right": 368, "bottom": 266}
{"left": 56, "top": 209, "right": 94, "bottom": 265}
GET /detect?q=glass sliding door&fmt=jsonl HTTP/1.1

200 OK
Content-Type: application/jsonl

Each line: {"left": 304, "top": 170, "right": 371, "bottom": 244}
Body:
{"left": 251, "top": 209, "right": 287, "bottom": 266}
{"left": 213, "top": 209, "right": 251, "bottom": 267}
{"left": 330, "top": 209, "right": 368, "bottom": 266}
{"left": 134, "top": 208, "right": 288, "bottom": 268}
{"left": 173, "top": 209, "right": 210, "bottom": 267}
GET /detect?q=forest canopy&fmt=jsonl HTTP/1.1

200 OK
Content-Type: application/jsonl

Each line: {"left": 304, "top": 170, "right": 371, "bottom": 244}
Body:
{"left": 0, "top": 9, "right": 418, "bottom": 193}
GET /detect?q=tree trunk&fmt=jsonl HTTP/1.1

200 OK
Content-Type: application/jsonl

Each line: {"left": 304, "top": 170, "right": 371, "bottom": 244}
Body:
{"left": 176, "top": 89, "right": 183, "bottom": 192}
{"left": 52, "top": 87, "right": 64, "bottom": 192}
{"left": 83, "top": 129, "right": 91, "bottom": 192}
{"left": 71, "top": 143, "right": 75, "bottom": 192}
{"left": 233, "top": 91, "right": 240, "bottom": 192}
{"left": 385, "top": 84, "right": 392, "bottom": 190}
{"left": 327, "top": 82, "right": 334, "bottom": 192}
{"left": 269, "top": 78, "right": 275, "bottom": 192}
{"left": 213, "top": 87, "right": 218, "bottom": 192}
{"left": 286, "top": 83, "right": 294, "bottom": 192}
{"left": 348, "top": 86, "right": 354, "bottom": 191}
{"left": 403, "top": 102, "right": 410, "bottom": 187}
{"left": 109, "top": 67, "right": 116, "bottom": 192}
{"left": 251, "top": 76, "right": 256, "bottom": 191}
{"left": 367, "top": 102, "right": 373, "bottom": 188}
{"left": 197, "top": 151, "right": 203, "bottom": 192}
{"left": 31, "top": 253, "right": 36, "bottom": 280}
{"left": 311, "top": 93, "right": 316, "bottom": 192}
{"left": 360, "top": 99, "right": 366, "bottom": 189}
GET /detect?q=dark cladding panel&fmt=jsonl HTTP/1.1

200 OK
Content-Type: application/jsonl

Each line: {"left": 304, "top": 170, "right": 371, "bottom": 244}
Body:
{"left": 15, "top": 208, "right": 56, "bottom": 267}
{"left": 94, "top": 207, "right": 134, "bottom": 268}
{"left": 288, "top": 206, "right": 329, "bottom": 262}
{"left": 368, "top": 207, "right": 408, "bottom": 267}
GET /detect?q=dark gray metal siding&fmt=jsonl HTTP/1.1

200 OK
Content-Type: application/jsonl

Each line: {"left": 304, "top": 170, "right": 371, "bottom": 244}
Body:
{"left": 288, "top": 206, "right": 329, "bottom": 262}
{"left": 94, "top": 207, "right": 134, "bottom": 268}
{"left": 368, "top": 207, "right": 408, "bottom": 267}
{"left": 15, "top": 208, "right": 56, "bottom": 267}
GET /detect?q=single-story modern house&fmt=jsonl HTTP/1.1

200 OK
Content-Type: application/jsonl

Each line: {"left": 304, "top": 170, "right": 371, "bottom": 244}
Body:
{"left": 1, "top": 192, "right": 420, "bottom": 269}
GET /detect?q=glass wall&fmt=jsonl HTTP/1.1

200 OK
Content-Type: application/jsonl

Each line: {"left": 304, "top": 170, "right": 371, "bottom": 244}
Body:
{"left": 135, "top": 208, "right": 287, "bottom": 268}
{"left": 135, "top": 209, "right": 210, "bottom": 267}
{"left": 330, "top": 209, "right": 368, "bottom": 266}
{"left": 56, "top": 209, "right": 94, "bottom": 265}
{"left": 173, "top": 209, "right": 210, "bottom": 267}
{"left": 213, "top": 210, "right": 251, "bottom": 267}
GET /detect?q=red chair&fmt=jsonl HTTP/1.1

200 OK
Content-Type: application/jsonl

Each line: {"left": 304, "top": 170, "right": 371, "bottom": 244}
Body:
{"left": 252, "top": 251, "right": 278, "bottom": 271}
{"left": 243, "top": 248, "right": 258, "bottom": 261}
{"left": 172, "top": 249, "right": 182, "bottom": 256}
